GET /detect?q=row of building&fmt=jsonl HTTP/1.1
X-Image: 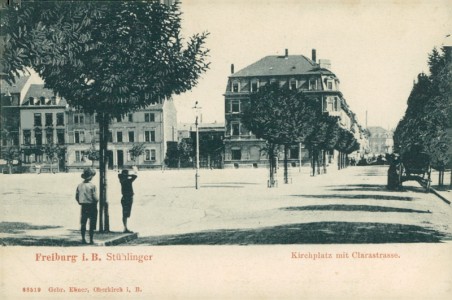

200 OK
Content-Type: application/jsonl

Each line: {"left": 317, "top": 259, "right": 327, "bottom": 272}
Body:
{"left": 1, "top": 49, "right": 372, "bottom": 173}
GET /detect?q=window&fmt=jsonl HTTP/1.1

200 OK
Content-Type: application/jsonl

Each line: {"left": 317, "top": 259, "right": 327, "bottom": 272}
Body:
{"left": 231, "top": 149, "right": 241, "bottom": 160}
{"left": 94, "top": 130, "right": 100, "bottom": 143}
{"left": 57, "top": 129, "right": 65, "bottom": 145}
{"left": 75, "top": 151, "right": 81, "bottom": 162}
{"left": 46, "top": 130, "right": 53, "bottom": 144}
{"left": 128, "top": 131, "right": 135, "bottom": 142}
{"left": 327, "top": 81, "right": 333, "bottom": 90}
{"left": 45, "top": 113, "right": 53, "bottom": 126}
{"left": 144, "top": 130, "right": 156, "bottom": 142}
{"left": 334, "top": 97, "right": 340, "bottom": 111}
{"left": 231, "top": 122, "right": 240, "bottom": 136}
{"left": 35, "top": 129, "right": 42, "bottom": 145}
{"left": 309, "top": 79, "right": 317, "bottom": 90}
{"left": 325, "top": 97, "right": 334, "bottom": 112}
{"left": 94, "top": 114, "right": 99, "bottom": 123}
{"left": 116, "top": 116, "right": 122, "bottom": 122}
{"left": 74, "top": 131, "right": 85, "bottom": 144}
{"left": 232, "top": 82, "right": 239, "bottom": 92}
{"left": 144, "top": 149, "right": 156, "bottom": 161}
{"left": 74, "top": 114, "right": 84, "bottom": 124}
{"left": 251, "top": 80, "right": 259, "bottom": 92}
{"left": 108, "top": 130, "right": 113, "bottom": 142}
{"left": 56, "top": 113, "right": 64, "bottom": 126}
{"left": 144, "top": 113, "right": 155, "bottom": 122}
{"left": 290, "top": 79, "right": 297, "bottom": 90}
{"left": 117, "top": 131, "right": 123, "bottom": 143}
{"left": 128, "top": 114, "right": 133, "bottom": 122}
{"left": 34, "top": 113, "right": 42, "bottom": 126}
{"left": 231, "top": 100, "right": 240, "bottom": 113}
{"left": 23, "top": 130, "right": 31, "bottom": 145}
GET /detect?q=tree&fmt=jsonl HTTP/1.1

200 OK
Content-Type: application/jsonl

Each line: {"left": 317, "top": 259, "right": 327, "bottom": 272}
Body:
{"left": 85, "top": 143, "right": 100, "bottom": 167}
{"left": 242, "top": 82, "right": 319, "bottom": 185}
{"left": 43, "top": 143, "right": 65, "bottom": 173}
{"left": 2, "top": 1, "right": 209, "bottom": 231}
{"left": 165, "top": 138, "right": 195, "bottom": 169}
{"left": 305, "top": 115, "right": 341, "bottom": 175}
{"left": 1, "top": 146, "right": 21, "bottom": 174}
{"left": 394, "top": 47, "right": 450, "bottom": 184}
{"left": 130, "top": 143, "right": 146, "bottom": 166}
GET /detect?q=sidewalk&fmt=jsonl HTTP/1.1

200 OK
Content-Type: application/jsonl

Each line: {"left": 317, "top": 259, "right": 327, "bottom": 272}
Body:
{"left": 0, "top": 222, "right": 137, "bottom": 246}
{"left": 430, "top": 169, "right": 451, "bottom": 204}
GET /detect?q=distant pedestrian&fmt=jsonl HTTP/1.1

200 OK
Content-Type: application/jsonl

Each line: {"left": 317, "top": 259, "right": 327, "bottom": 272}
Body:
{"left": 75, "top": 168, "right": 98, "bottom": 244}
{"left": 118, "top": 169, "right": 137, "bottom": 233}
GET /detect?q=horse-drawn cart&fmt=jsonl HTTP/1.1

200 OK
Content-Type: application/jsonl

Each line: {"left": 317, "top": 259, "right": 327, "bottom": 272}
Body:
{"left": 388, "top": 150, "right": 432, "bottom": 192}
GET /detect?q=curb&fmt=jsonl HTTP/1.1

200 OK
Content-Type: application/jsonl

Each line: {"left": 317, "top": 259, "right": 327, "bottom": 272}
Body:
{"left": 95, "top": 232, "right": 138, "bottom": 246}
{"left": 430, "top": 188, "right": 451, "bottom": 205}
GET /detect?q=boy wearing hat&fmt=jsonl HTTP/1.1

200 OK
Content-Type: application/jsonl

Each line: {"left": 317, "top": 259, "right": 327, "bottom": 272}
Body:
{"left": 118, "top": 169, "right": 137, "bottom": 233}
{"left": 76, "top": 168, "right": 98, "bottom": 244}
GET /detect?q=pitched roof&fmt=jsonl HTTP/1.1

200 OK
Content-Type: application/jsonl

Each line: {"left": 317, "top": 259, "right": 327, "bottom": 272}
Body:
{"left": 230, "top": 55, "right": 334, "bottom": 78}
{"left": 22, "top": 84, "right": 67, "bottom": 106}
{"left": 0, "top": 75, "right": 31, "bottom": 94}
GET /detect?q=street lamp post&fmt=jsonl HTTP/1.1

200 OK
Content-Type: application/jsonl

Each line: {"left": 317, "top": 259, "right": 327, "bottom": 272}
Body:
{"left": 193, "top": 101, "right": 201, "bottom": 189}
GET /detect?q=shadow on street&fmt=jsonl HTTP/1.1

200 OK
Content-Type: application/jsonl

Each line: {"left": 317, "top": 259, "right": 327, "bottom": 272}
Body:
{"left": 282, "top": 204, "right": 430, "bottom": 213}
{"left": 0, "top": 222, "right": 61, "bottom": 234}
{"left": 130, "top": 221, "right": 450, "bottom": 245}
{"left": 290, "top": 194, "right": 414, "bottom": 201}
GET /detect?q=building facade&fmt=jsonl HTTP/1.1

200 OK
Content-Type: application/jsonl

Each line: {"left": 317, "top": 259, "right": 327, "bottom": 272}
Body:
{"left": 65, "top": 99, "right": 177, "bottom": 171}
{"left": 367, "top": 126, "right": 394, "bottom": 156}
{"left": 223, "top": 49, "right": 360, "bottom": 168}
{"left": 1, "top": 77, "right": 178, "bottom": 172}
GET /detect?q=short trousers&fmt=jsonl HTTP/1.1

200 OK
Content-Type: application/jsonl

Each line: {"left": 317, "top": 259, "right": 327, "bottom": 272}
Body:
{"left": 121, "top": 195, "right": 133, "bottom": 218}
{"left": 80, "top": 203, "right": 98, "bottom": 230}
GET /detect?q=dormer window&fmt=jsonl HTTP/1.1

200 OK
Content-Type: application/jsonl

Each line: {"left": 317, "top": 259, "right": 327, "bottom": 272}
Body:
{"left": 327, "top": 81, "right": 333, "bottom": 90}
{"left": 309, "top": 79, "right": 317, "bottom": 90}
{"left": 251, "top": 80, "right": 259, "bottom": 92}
{"left": 232, "top": 81, "right": 240, "bottom": 93}
{"left": 289, "top": 79, "right": 297, "bottom": 90}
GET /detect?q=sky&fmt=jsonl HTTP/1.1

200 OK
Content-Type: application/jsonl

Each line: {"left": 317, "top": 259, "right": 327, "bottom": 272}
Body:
{"left": 173, "top": 0, "right": 451, "bottom": 129}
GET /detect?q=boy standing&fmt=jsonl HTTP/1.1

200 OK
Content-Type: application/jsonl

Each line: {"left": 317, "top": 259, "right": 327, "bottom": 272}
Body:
{"left": 76, "top": 168, "right": 98, "bottom": 244}
{"left": 118, "top": 169, "right": 137, "bottom": 233}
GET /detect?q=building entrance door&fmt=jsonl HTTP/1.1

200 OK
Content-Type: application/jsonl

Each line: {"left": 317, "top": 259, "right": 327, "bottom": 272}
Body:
{"left": 107, "top": 150, "right": 113, "bottom": 170}
{"left": 117, "top": 150, "right": 124, "bottom": 169}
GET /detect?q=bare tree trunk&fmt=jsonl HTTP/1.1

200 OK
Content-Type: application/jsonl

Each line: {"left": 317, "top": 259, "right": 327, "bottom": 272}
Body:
{"left": 283, "top": 144, "right": 289, "bottom": 184}
{"left": 98, "top": 112, "right": 110, "bottom": 232}
{"left": 268, "top": 144, "right": 275, "bottom": 187}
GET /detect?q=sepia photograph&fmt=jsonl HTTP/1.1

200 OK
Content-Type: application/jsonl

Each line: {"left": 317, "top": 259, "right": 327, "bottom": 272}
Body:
{"left": 1, "top": 0, "right": 451, "bottom": 299}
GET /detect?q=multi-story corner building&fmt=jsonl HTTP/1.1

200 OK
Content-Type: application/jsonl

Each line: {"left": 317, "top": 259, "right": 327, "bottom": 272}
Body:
{"left": 19, "top": 84, "right": 68, "bottom": 171}
{"left": 65, "top": 99, "right": 177, "bottom": 171}
{"left": 367, "top": 126, "right": 394, "bottom": 156}
{"left": 223, "top": 49, "right": 358, "bottom": 168}
{"left": 1, "top": 75, "right": 33, "bottom": 151}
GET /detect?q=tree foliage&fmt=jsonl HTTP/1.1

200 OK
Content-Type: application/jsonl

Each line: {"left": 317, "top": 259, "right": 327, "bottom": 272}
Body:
{"left": 2, "top": 0, "right": 210, "bottom": 116}
{"left": 394, "top": 47, "right": 451, "bottom": 169}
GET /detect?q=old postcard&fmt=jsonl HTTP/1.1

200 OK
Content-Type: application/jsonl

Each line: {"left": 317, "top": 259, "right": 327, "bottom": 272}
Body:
{"left": 1, "top": 0, "right": 451, "bottom": 299}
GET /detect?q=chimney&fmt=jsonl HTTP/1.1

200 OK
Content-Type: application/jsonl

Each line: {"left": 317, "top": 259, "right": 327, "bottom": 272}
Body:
{"left": 285, "top": 49, "right": 288, "bottom": 58}
{"left": 231, "top": 64, "right": 234, "bottom": 74}
{"left": 312, "top": 49, "right": 316, "bottom": 63}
